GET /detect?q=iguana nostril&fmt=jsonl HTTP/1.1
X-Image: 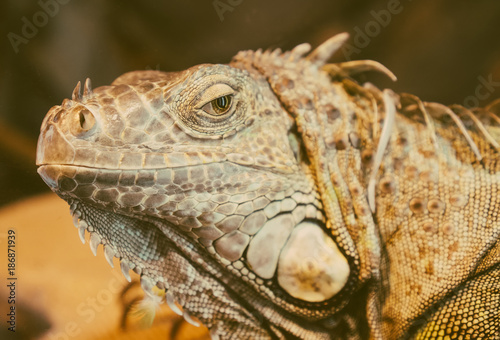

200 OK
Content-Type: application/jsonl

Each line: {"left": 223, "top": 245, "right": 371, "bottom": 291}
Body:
{"left": 79, "top": 109, "right": 95, "bottom": 131}
{"left": 70, "top": 106, "right": 97, "bottom": 137}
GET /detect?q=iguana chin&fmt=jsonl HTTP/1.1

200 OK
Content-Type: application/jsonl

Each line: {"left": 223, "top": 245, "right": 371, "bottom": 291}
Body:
{"left": 36, "top": 33, "right": 500, "bottom": 339}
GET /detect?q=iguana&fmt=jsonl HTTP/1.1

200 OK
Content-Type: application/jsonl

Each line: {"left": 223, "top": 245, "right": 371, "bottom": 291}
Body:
{"left": 36, "top": 33, "right": 500, "bottom": 339}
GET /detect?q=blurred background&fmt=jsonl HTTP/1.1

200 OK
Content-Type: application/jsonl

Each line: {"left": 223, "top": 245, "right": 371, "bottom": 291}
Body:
{"left": 0, "top": 1, "right": 499, "bottom": 339}
{"left": 1, "top": 0, "right": 500, "bottom": 206}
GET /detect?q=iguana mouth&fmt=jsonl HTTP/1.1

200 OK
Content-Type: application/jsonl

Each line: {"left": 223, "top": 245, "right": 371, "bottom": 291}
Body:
{"left": 38, "top": 161, "right": 355, "bottom": 319}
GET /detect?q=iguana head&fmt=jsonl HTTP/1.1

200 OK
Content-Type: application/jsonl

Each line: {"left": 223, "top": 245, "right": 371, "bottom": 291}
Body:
{"left": 36, "top": 34, "right": 388, "bottom": 338}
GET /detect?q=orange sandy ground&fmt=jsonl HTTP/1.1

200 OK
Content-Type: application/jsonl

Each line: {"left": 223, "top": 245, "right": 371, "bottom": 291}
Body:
{"left": 0, "top": 193, "right": 210, "bottom": 340}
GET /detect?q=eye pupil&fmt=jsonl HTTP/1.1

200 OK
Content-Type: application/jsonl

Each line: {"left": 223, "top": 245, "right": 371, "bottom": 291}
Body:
{"left": 211, "top": 95, "right": 232, "bottom": 114}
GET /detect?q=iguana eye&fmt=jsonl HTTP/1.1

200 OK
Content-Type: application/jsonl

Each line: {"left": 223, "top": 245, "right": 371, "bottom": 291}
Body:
{"left": 203, "top": 95, "right": 233, "bottom": 116}
{"left": 177, "top": 74, "right": 246, "bottom": 136}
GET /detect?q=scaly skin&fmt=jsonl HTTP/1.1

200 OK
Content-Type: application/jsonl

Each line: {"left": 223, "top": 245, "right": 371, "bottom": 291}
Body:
{"left": 36, "top": 33, "right": 500, "bottom": 339}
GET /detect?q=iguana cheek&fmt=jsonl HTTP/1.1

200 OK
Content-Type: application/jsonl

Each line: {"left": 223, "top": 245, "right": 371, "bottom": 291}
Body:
{"left": 245, "top": 214, "right": 296, "bottom": 279}
{"left": 243, "top": 214, "right": 350, "bottom": 302}
{"left": 277, "top": 222, "right": 350, "bottom": 302}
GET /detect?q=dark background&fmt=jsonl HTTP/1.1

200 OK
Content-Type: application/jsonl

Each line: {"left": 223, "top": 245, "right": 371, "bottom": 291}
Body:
{"left": 1, "top": 0, "right": 499, "bottom": 207}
